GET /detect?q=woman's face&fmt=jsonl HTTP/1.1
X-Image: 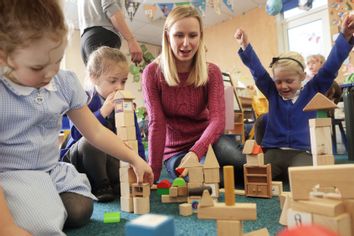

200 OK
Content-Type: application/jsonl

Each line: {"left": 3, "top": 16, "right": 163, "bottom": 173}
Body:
{"left": 167, "top": 17, "right": 201, "bottom": 68}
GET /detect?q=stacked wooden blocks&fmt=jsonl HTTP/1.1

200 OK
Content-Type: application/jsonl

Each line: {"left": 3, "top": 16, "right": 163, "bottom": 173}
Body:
{"left": 114, "top": 90, "right": 150, "bottom": 214}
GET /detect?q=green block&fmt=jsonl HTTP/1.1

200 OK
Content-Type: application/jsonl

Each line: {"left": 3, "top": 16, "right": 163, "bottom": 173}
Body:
{"left": 172, "top": 177, "right": 186, "bottom": 187}
{"left": 104, "top": 212, "right": 120, "bottom": 223}
{"left": 157, "top": 188, "right": 170, "bottom": 195}
{"left": 316, "top": 110, "right": 328, "bottom": 118}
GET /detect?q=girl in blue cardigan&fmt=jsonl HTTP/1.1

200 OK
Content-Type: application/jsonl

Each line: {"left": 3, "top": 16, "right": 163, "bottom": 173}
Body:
{"left": 61, "top": 46, "right": 146, "bottom": 202}
{"left": 234, "top": 14, "right": 354, "bottom": 181}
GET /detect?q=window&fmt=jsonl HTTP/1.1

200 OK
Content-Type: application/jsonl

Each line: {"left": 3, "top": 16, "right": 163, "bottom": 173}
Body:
{"left": 280, "top": 1, "right": 331, "bottom": 60}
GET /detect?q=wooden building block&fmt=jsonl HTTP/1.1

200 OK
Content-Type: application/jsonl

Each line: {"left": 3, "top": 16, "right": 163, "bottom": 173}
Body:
{"left": 161, "top": 195, "right": 187, "bottom": 203}
{"left": 246, "top": 153, "right": 264, "bottom": 166}
{"left": 309, "top": 118, "right": 332, "bottom": 128}
{"left": 188, "top": 167, "right": 204, "bottom": 183}
{"left": 125, "top": 214, "right": 175, "bottom": 236}
{"left": 120, "top": 196, "right": 133, "bottom": 212}
{"left": 133, "top": 197, "right": 150, "bottom": 214}
{"left": 271, "top": 181, "right": 283, "bottom": 196}
{"left": 204, "top": 145, "right": 220, "bottom": 168}
{"left": 187, "top": 183, "right": 203, "bottom": 189}
{"left": 313, "top": 213, "right": 352, "bottom": 236}
{"left": 223, "top": 166, "right": 235, "bottom": 206}
{"left": 287, "top": 208, "right": 312, "bottom": 228}
{"left": 179, "top": 203, "right": 193, "bottom": 216}
{"left": 204, "top": 183, "right": 219, "bottom": 198}
{"left": 117, "top": 126, "right": 136, "bottom": 141}
{"left": 119, "top": 167, "right": 137, "bottom": 183}
{"left": 217, "top": 220, "right": 242, "bottom": 236}
{"left": 197, "top": 202, "right": 257, "bottom": 220}
{"left": 290, "top": 198, "right": 345, "bottom": 217}
{"left": 244, "top": 228, "right": 269, "bottom": 236}
{"left": 279, "top": 192, "right": 290, "bottom": 210}
{"left": 115, "top": 111, "right": 134, "bottom": 127}
{"left": 309, "top": 125, "right": 332, "bottom": 155}
{"left": 303, "top": 93, "right": 337, "bottom": 111}
{"left": 120, "top": 182, "right": 132, "bottom": 197}
{"left": 132, "top": 183, "right": 150, "bottom": 197}
{"left": 344, "top": 200, "right": 354, "bottom": 235}
{"left": 312, "top": 154, "right": 335, "bottom": 166}
{"left": 199, "top": 190, "right": 214, "bottom": 208}
{"left": 289, "top": 164, "right": 354, "bottom": 200}
{"left": 169, "top": 186, "right": 178, "bottom": 197}
{"left": 243, "top": 140, "right": 256, "bottom": 154}
{"left": 177, "top": 186, "right": 188, "bottom": 197}
{"left": 244, "top": 164, "right": 272, "bottom": 198}
{"left": 204, "top": 168, "right": 220, "bottom": 183}
{"left": 279, "top": 193, "right": 291, "bottom": 225}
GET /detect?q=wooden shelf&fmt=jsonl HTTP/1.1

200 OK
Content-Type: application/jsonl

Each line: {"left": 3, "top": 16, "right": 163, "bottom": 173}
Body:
{"left": 244, "top": 164, "right": 272, "bottom": 198}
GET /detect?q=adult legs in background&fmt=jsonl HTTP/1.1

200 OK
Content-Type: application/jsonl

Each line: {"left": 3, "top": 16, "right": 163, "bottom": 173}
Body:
{"left": 213, "top": 135, "right": 246, "bottom": 187}
{"left": 63, "top": 137, "right": 117, "bottom": 202}
{"left": 80, "top": 26, "right": 121, "bottom": 65}
{"left": 264, "top": 149, "right": 313, "bottom": 182}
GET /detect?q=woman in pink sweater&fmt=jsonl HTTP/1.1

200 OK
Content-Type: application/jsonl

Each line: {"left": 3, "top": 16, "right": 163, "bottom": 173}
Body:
{"left": 142, "top": 6, "right": 245, "bottom": 184}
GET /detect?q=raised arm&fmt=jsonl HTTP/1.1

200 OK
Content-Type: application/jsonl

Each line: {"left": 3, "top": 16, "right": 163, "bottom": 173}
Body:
{"left": 234, "top": 28, "right": 249, "bottom": 51}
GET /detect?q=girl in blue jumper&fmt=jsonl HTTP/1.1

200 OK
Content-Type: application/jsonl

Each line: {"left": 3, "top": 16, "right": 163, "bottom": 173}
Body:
{"left": 234, "top": 14, "right": 354, "bottom": 181}
{"left": 61, "top": 46, "right": 146, "bottom": 202}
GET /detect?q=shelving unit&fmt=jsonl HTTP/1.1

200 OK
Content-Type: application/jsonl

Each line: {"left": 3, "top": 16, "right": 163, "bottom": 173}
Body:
{"left": 243, "top": 164, "right": 272, "bottom": 198}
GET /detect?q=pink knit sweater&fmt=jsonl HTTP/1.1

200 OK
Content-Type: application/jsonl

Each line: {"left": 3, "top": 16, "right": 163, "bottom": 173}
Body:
{"left": 142, "top": 62, "right": 225, "bottom": 180}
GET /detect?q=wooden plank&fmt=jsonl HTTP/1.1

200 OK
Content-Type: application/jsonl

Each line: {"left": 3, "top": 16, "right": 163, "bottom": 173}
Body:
{"left": 197, "top": 202, "right": 256, "bottom": 220}
{"left": 289, "top": 164, "right": 354, "bottom": 200}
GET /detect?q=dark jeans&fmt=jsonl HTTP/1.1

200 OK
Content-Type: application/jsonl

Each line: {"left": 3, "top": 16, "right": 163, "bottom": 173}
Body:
{"left": 164, "top": 135, "right": 246, "bottom": 187}
{"left": 264, "top": 148, "right": 313, "bottom": 182}
{"left": 81, "top": 26, "right": 121, "bottom": 65}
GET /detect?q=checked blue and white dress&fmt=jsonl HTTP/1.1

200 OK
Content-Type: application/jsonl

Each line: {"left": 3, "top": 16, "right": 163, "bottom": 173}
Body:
{"left": 0, "top": 70, "right": 96, "bottom": 236}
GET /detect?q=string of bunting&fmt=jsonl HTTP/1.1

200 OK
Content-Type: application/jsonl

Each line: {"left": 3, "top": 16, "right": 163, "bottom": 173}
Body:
{"left": 124, "top": 0, "right": 234, "bottom": 21}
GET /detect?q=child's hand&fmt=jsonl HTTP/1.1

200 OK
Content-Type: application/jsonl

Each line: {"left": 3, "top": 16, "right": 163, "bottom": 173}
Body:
{"left": 341, "top": 13, "right": 354, "bottom": 42}
{"left": 234, "top": 28, "right": 249, "bottom": 50}
{"left": 131, "top": 157, "right": 154, "bottom": 185}
{"left": 100, "top": 92, "right": 116, "bottom": 118}
{"left": 0, "top": 224, "right": 32, "bottom": 236}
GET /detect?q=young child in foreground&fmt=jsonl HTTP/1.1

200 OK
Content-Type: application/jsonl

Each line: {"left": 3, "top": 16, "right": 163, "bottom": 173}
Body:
{"left": 0, "top": 1, "right": 153, "bottom": 235}
{"left": 61, "top": 46, "right": 147, "bottom": 202}
{"left": 234, "top": 14, "right": 354, "bottom": 181}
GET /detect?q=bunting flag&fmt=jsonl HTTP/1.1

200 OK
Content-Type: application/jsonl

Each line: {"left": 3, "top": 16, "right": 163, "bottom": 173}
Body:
{"left": 192, "top": 0, "right": 206, "bottom": 16}
{"left": 213, "top": 0, "right": 222, "bottom": 15}
{"left": 158, "top": 3, "right": 174, "bottom": 17}
{"left": 223, "top": 0, "right": 233, "bottom": 12}
{"left": 175, "top": 2, "right": 191, "bottom": 6}
{"left": 144, "top": 4, "right": 158, "bottom": 20}
{"left": 125, "top": 0, "right": 140, "bottom": 21}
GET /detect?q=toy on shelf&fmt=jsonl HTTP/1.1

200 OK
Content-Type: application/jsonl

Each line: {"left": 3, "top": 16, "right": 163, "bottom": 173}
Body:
{"left": 114, "top": 90, "right": 150, "bottom": 214}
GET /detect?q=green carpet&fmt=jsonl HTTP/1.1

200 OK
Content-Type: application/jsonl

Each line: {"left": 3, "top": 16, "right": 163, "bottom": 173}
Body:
{"left": 64, "top": 154, "right": 351, "bottom": 236}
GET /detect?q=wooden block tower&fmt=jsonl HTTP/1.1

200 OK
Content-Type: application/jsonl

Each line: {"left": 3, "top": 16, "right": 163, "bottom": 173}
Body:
{"left": 303, "top": 93, "right": 337, "bottom": 166}
{"left": 114, "top": 90, "right": 150, "bottom": 214}
{"left": 242, "top": 140, "right": 272, "bottom": 198}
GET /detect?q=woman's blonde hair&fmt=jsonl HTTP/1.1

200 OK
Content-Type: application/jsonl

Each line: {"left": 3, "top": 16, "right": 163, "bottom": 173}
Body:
{"left": 0, "top": 0, "right": 67, "bottom": 57}
{"left": 271, "top": 51, "right": 306, "bottom": 76}
{"left": 157, "top": 5, "right": 208, "bottom": 87}
{"left": 85, "top": 46, "right": 128, "bottom": 89}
